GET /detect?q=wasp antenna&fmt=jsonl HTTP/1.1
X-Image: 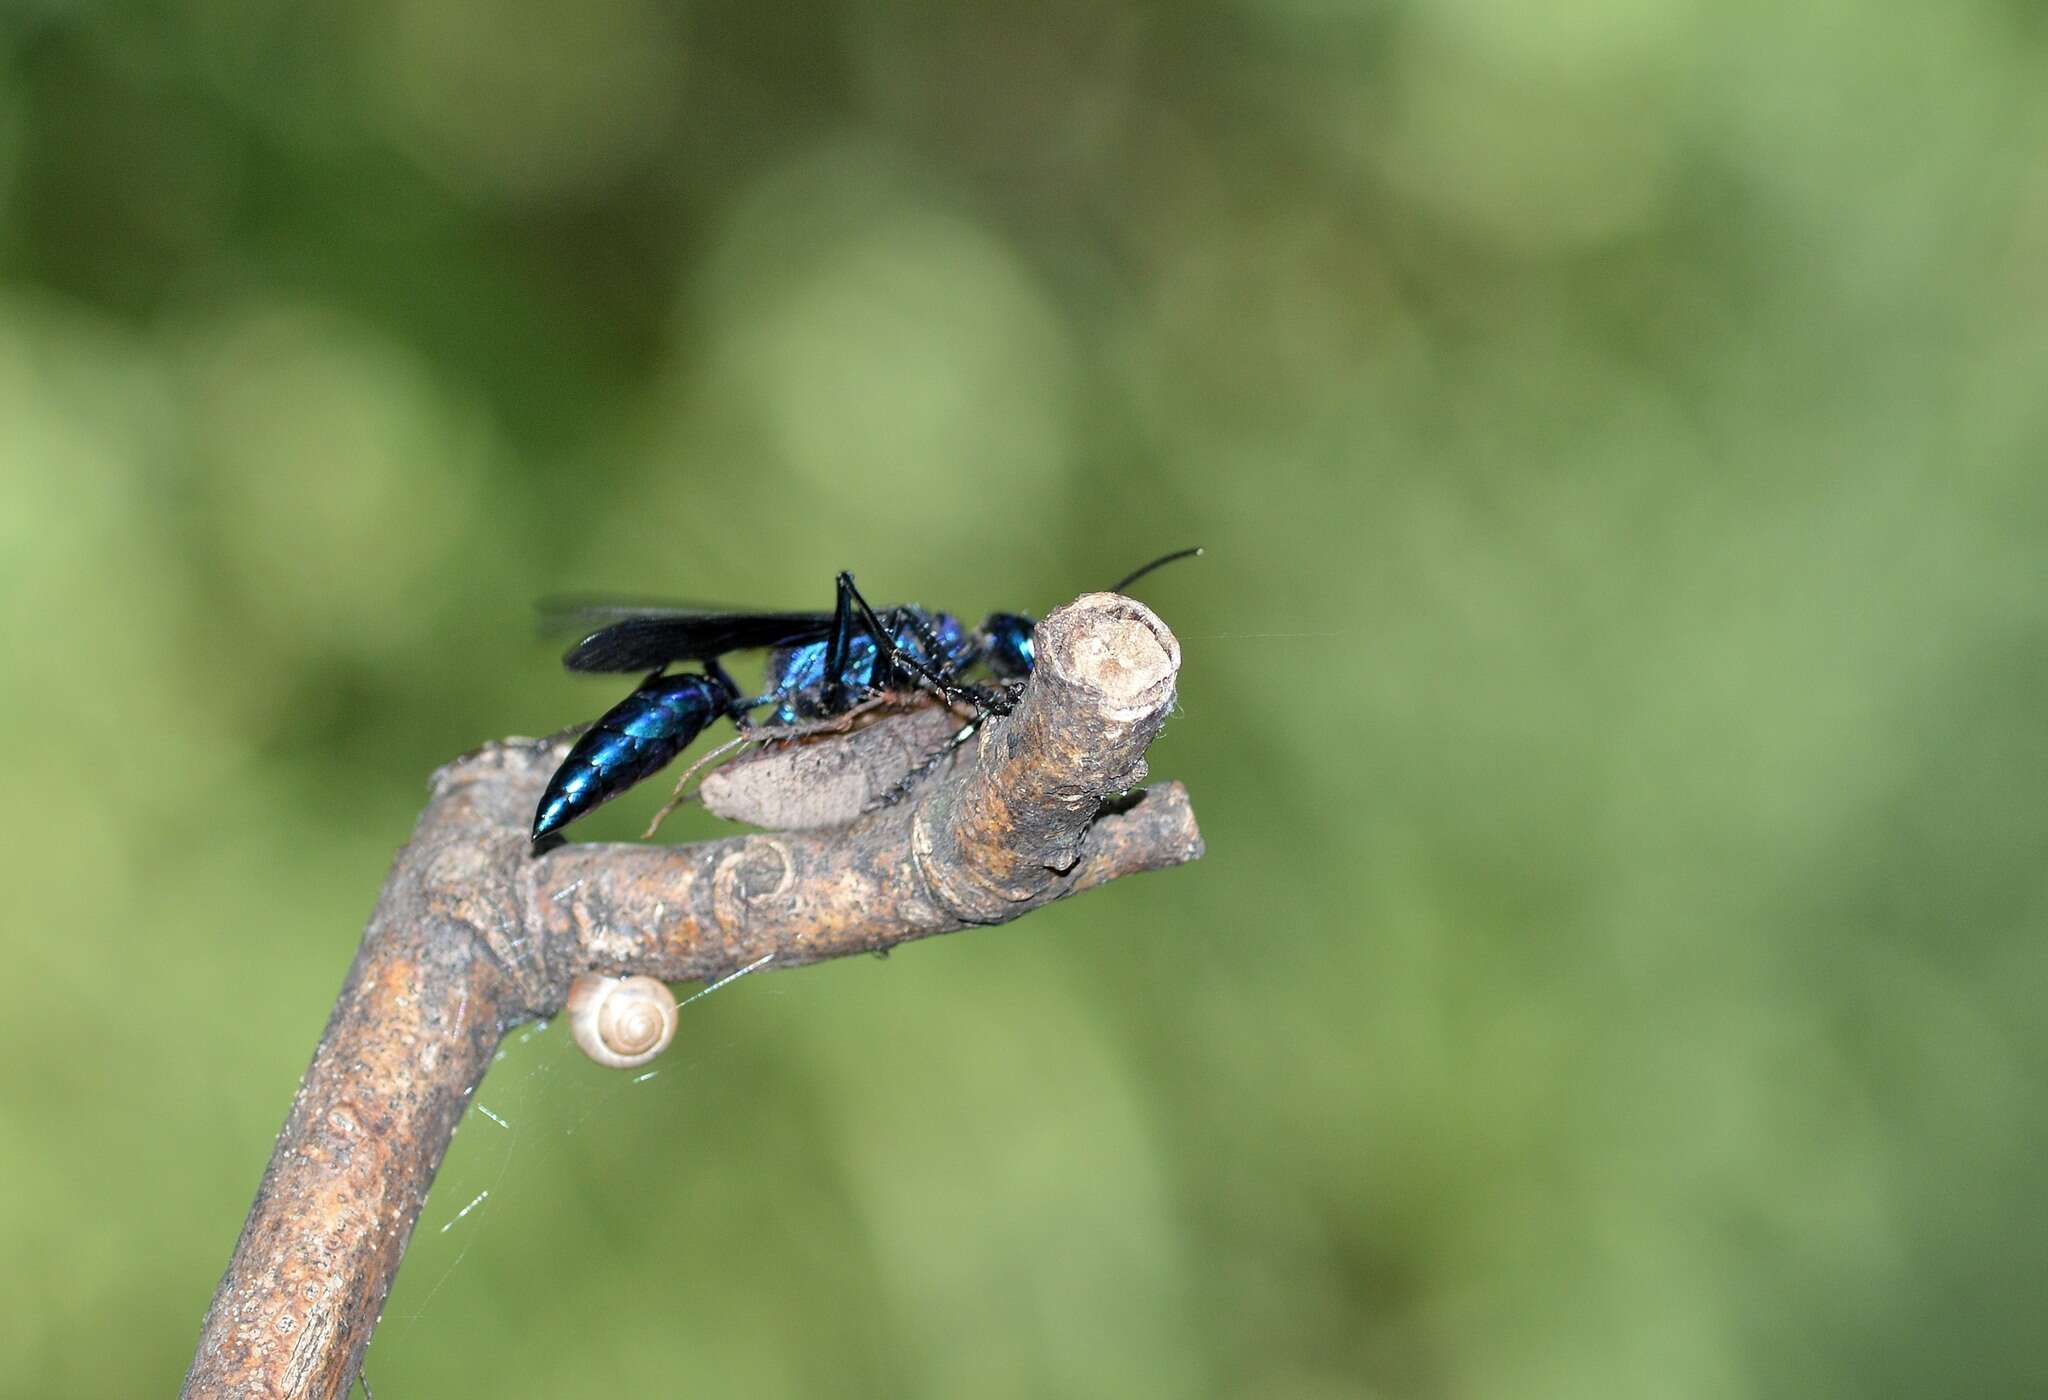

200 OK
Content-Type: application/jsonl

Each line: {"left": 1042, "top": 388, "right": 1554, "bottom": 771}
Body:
{"left": 1109, "top": 546, "right": 1204, "bottom": 595}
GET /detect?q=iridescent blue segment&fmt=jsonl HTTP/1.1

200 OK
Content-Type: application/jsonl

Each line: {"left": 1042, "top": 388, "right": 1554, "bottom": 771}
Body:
{"left": 533, "top": 673, "right": 729, "bottom": 839}
{"left": 982, "top": 613, "right": 1035, "bottom": 678}
{"left": 762, "top": 608, "right": 973, "bottom": 723}
{"left": 926, "top": 611, "right": 968, "bottom": 661}
{"left": 761, "top": 637, "right": 846, "bottom": 712}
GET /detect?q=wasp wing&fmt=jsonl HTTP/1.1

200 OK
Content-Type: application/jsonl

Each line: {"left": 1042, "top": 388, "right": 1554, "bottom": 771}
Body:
{"left": 558, "top": 610, "right": 836, "bottom": 672}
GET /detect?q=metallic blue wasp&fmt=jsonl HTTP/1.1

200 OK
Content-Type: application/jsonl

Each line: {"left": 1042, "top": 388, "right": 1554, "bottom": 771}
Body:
{"left": 531, "top": 550, "right": 1198, "bottom": 842}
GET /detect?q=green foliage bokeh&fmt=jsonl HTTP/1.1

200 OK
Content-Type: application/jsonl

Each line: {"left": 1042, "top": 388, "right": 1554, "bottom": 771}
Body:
{"left": 3, "top": 2, "right": 2045, "bottom": 1395}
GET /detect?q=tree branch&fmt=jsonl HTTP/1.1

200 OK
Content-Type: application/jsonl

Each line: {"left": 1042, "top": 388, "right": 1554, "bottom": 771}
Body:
{"left": 181, "top": 592, "right": 1202, "bottom": 1399}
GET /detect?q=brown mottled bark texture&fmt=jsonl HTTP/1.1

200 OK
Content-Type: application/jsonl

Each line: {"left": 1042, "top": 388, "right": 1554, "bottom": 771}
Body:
{"left": 182, "top": 593, "right": 1202, "bottom": 1399}
{"left": 698, "top": 695, "right": 967, "bottom": 830}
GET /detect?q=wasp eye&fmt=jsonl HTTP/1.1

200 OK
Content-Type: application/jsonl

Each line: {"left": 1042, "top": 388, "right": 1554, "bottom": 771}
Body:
{"left": 982, "top": 613, "right": 1036, "bottom": 679}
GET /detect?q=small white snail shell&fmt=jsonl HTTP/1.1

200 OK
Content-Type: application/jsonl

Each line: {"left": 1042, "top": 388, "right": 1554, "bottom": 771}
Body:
{"left": 566, "top": 974, "right": 678, "bottom": 1069}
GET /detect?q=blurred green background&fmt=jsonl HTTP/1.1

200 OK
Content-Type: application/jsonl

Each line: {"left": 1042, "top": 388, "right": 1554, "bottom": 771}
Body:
{"left": 3, "top": 0, "right": 2045, "bottom": 1395}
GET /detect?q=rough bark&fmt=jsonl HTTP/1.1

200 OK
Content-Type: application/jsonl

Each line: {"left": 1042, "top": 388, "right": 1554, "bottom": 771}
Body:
{"left": 182, "top": 593, "right": 1202, "bottom": 1399}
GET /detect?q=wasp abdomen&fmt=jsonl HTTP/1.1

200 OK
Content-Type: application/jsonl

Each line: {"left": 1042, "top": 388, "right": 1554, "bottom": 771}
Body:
{"left": 533, "top": 673, "right": 729, "bottom": 840}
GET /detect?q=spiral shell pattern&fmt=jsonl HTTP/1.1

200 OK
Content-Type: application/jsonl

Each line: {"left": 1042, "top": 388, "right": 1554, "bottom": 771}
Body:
{"left": 566, "top": 974, "right": 678, "bottom": 1069}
